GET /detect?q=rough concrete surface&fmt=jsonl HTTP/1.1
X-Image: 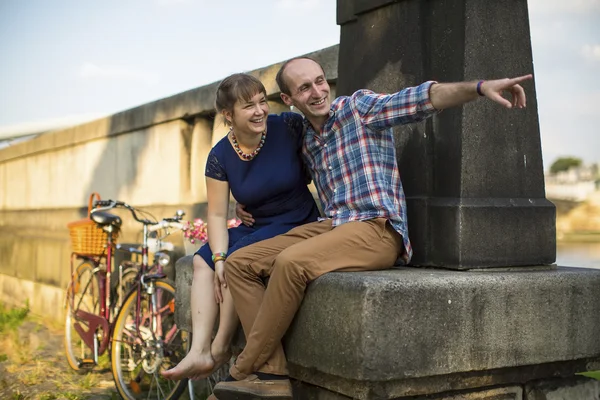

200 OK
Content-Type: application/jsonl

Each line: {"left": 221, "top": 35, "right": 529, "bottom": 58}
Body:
{"left": 287, "top": 267, "right": 600, "bottom": 381}
{"left": 525, "top": 377, "right": 600, "bottom": 400}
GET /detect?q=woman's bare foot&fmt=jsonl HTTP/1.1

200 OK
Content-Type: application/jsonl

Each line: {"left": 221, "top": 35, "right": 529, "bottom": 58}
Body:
{"left": 190, "top": 346, "right": 232, "bottom": 381}
{"left": 161, "top": 350, "right": 214, "bottom": 380}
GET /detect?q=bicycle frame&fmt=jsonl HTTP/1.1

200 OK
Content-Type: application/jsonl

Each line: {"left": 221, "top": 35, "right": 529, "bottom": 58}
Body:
{"left": 69, "top": 223, "right": 117, "bottom": 357}
{"left": 67, "top": 200, "right": 185, "bottom": 366}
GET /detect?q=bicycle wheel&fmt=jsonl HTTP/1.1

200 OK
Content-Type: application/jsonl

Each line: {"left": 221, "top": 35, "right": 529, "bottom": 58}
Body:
{"left": 111, "top": 265, "right": 140, "bottom": 320}
{"left": 64, "top": 260, "right": 100, "bottom": 371}
{"left": 111, "top": 279, "right": 190, "bottom": 400}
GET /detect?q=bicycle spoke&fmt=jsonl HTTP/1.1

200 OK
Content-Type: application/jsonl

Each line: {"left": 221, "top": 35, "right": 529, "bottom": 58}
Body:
{"left": 111, "top": 279, "right": 189, "bottom": 399}
{"left": 64, "top": 261, "right": 100, "bottom": 371}
{"left": 155, "top": 373, "right": 167, "bottom": 399}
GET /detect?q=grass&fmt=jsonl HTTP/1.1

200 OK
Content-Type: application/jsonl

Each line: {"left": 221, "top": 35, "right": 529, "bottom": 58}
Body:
{"left": 0, "top": 300, "right": 119, "bottom": 399}
{"left": 557, "top": 231, "right": 600, "bottom": 243}
{"left": 38, "top": 391, "right": 85, "bottom": 400}
{"left": 97, "top": 352, "right": 111, "bottom": 370}
{"left": 11, "top": 391, "right": 24, "bottom": 400}
{"left": 78, "top": 373, "right": 100, "bottom": 390}
{"left": 0, "top": 301, "right": 29, "bottom": 333}
{"left": 578, "top": 370, "right": 600, "bottom": 381}
{"left": 0, "top": 302, "right": 35, "bottom": 368}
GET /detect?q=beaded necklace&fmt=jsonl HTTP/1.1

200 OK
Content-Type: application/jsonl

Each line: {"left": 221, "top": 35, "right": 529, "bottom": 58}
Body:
{"left": 231, "top": 129, "right": 267, "bottom": 161}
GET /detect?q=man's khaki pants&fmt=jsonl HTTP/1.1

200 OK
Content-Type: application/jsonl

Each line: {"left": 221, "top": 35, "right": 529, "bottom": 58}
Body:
{"left": 225, "top": 218, "right": 404, "bottom": 379}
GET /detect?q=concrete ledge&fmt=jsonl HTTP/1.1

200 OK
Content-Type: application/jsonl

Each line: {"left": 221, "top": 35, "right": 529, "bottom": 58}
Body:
{"left": 293, "top": 380, "right": 526, "bottom": 400}
{"left": 174, "top": 259, "right": 600, "bottom": 398}
{"left": 0, "top": 273, "right": 65, "bottom": 322}
{"left": 525, "top": 376, "right": 600, "bottom": 399}
{"left": 0, "top": 45, "right": 339, "bottom": 163}
{"left": 286, "top": 266, "right": 600, "bottom": 380}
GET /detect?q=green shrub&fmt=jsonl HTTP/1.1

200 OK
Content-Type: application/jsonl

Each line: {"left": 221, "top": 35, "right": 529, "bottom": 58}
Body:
{"left": 0, "top": 301, "right": 30, "bottom": 333}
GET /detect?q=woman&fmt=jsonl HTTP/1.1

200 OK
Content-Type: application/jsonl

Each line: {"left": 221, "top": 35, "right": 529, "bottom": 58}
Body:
{"left": 162, "top": 73, "right": 319, "bottom": 380}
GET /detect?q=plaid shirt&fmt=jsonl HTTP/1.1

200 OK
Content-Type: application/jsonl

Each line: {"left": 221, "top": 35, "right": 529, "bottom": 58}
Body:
{"left": 302, "top": 81, "right": 437, "bottom": 264}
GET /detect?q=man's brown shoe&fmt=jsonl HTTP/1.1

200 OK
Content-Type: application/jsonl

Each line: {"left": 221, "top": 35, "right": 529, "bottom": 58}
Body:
{"left": 207, "top": 394, "right": 218, "bottom": 400}
{"left": 213, "top": 375, "right": 292, "bottom": 400}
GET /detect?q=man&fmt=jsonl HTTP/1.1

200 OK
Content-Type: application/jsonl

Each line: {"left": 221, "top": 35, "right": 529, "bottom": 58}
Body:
{"left": 214, "top": 57, "right": 531, "bottom": 400}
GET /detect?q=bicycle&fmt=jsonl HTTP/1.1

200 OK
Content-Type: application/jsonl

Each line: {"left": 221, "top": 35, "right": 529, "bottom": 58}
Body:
{"left": 65, "top": 207, "right": 140, "bottom": 373}
{"left": 64, "top": 199, "right": 190, "bottom": 399}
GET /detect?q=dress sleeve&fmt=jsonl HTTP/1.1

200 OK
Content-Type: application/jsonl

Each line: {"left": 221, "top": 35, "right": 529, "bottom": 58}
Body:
{"left": 282, "top": 112, "right": 305, "bottom": 150}
{"left": 205, "top": 148, "right": 227, "bottom": 181}
{"left": 281, "top": 112, "right": 312, "bottom": 184}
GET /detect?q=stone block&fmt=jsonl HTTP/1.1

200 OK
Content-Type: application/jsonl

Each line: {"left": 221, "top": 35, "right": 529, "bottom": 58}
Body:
{"left": 173, "top": 254, "right": 600, "bottom": 398}
{"left": 286, "top": 267, "right": 600, "bottom": 385}
{"left": 175, "top": 255, "right": 194, "bottom": 330}
{"left": 412, "top": 386, "right": 523, "bottom": 400}
{"left": 336, "top": 0, "right": 555, "bottom": 268}
{"left": 525, "top": 377, "right": 600, "bottom": 400}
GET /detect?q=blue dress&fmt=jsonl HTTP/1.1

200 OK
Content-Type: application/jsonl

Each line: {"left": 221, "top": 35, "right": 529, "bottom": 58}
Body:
{"left": 195, "top": 112, "right": 320, "bottom": 269}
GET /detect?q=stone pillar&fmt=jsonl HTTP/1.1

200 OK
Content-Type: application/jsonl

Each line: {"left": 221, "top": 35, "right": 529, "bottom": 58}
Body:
{"left": 337, "top": 0, "right": 555, "bottom": 269}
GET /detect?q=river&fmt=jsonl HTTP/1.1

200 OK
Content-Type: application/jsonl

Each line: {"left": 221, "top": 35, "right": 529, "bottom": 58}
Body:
{"left": 556, "top": 242, "right": 600, "bottom": 269}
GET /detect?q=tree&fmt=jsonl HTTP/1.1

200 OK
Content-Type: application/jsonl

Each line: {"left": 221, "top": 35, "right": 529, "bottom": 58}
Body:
{"left": 550, "top": 157, "right": 582, "bottom": 174}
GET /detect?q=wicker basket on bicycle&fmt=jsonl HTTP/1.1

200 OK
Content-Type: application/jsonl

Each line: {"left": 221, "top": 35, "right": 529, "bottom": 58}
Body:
{"left": 67, "top": 192, "right": 119, "bottom": 256}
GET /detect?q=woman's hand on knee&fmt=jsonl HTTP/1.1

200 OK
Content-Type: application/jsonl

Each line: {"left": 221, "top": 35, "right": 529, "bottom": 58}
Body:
{"left": 213, "top": 261, "right": 227, "bottom": 303}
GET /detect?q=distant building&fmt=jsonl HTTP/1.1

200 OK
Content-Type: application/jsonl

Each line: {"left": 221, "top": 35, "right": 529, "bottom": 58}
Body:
{"left": 545, "top": 163, "right": 600, "bottom": 201}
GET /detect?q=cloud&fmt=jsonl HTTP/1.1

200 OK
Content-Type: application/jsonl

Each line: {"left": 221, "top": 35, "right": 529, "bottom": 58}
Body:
{"left": 78, "top": 62, "right": 160, "bottom": 85}
{"left": 530, "top": 20, "right": 568, "bottom": 48}
{"left": 541, "top": 90, "right": 600, "bottom": 119}
{"left": 528, "top": 0, "right": 600, "bottom": 14}
{"left": 538, "top": 90, "right": 600, "bottom": 168}
{"left": 581, "top": 44, "right": 600, "bottom": 63}
{"left": 155, "top": 0, "right": 195, "bottom": 6}
{"left": 275, "top": 0, "right": 321, "bottom": 12}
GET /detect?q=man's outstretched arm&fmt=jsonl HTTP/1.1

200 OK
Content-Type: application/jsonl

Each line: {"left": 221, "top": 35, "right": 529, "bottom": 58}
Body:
{"left": 429, "top": 74, "right": 532, "bottom": 110}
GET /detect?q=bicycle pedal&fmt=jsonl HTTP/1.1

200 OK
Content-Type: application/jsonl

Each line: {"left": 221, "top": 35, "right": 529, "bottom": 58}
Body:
{"left": 78, "top": 359, "right": 97, "bottom": 369}
{"left": 129, "top": 380, "right": 142, "bottom": 394}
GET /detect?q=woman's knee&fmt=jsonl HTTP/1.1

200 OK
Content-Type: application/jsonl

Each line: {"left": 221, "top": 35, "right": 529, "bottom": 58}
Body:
{"left": 192, "top": 254, "right": 213, "bottom": 273}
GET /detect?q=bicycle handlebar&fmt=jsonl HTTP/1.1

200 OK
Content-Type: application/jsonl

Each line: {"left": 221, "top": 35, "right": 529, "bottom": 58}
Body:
{"left": 148, "top": 220, "right": 186, "bottom": 233}
{"left": 91, "top": 200, "right": 185, "bottom": 230}
{"left": 92, "top": 199, "right": 151, "bottom": 224}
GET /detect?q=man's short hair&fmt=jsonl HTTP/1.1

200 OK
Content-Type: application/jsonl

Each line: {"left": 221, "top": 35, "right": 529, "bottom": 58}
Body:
{"left": 276, "top": 56, "right": 326, "bottom": 96}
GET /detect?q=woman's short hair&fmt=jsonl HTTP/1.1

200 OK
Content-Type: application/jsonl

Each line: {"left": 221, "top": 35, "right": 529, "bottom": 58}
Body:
{"left": 215, "top": 73, "right": 267, "bottom": 115}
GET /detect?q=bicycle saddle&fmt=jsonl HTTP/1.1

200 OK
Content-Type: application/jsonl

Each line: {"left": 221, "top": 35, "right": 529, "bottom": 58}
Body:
{"left": 91, "top": 211, "right": 122, "bottom": 228}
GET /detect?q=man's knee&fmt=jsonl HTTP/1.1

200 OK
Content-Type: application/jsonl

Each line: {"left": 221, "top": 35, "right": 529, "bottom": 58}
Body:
{"left": 225, "top": 251, "right": 245, "bottom": 277}
{"left": 273, "top": 248, "right": 306, "bottom": 279}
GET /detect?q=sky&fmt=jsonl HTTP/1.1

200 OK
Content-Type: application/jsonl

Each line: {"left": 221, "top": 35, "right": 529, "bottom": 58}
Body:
{"left": 0, "top": 0, "right": 598, "bottom": 169}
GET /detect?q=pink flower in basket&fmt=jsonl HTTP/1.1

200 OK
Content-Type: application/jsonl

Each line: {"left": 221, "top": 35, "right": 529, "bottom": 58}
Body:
{"left": 183, "top": 218, "right": 208, "bottom": 245}
{"left": 183, "top": 218, "right": 242, "bottom": 244}
{"left": 227, "top": 218, "right": 242, "bottom": 229}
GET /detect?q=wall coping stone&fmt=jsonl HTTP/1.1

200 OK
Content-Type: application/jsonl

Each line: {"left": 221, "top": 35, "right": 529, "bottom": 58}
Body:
{"left": 0, "top": 46, "right": 338, "bottom": 163}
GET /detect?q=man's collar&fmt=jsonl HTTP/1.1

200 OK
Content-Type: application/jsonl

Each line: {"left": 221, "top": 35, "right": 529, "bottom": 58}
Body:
{"left": 302, "top": 109, "right": 336, "bottom": 132}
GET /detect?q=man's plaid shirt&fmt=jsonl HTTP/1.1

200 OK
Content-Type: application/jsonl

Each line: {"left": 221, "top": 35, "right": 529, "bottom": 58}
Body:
{"left": 301, "top": 81, "right": 437, "bottom": 264}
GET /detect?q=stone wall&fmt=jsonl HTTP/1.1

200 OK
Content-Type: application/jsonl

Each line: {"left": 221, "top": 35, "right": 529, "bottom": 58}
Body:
{"left": 0, "top": 45, "right": 339, "bottom": 319}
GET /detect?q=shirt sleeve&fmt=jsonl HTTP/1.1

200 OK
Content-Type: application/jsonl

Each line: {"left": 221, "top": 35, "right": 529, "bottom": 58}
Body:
{"left": 205, "top": 148, "right": 227, "bottom": 181}
{"left": 351, "top": 81, "right": 438, "bottom": 130}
